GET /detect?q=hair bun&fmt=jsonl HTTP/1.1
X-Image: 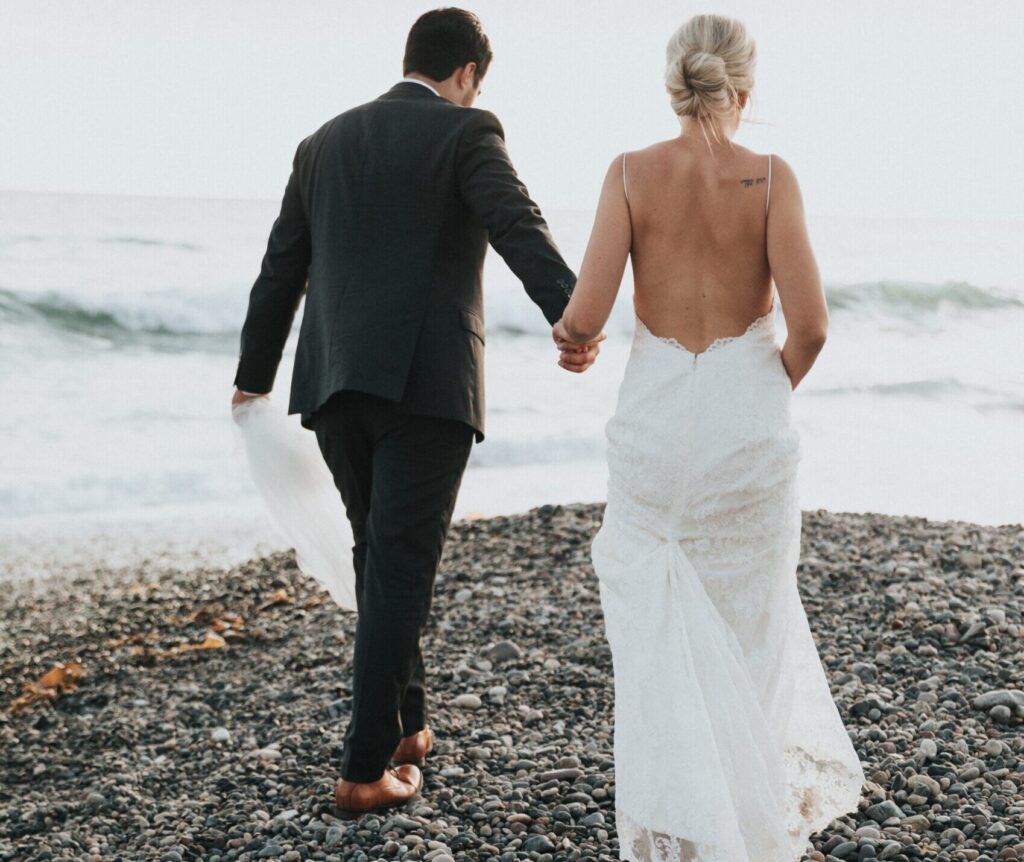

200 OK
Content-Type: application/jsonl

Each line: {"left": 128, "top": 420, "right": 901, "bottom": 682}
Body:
{"left": 664, "top": 15, "right": 756, "bottom": 139}
{"left": 680, "top": 51, "right": 728, "bottom": 93}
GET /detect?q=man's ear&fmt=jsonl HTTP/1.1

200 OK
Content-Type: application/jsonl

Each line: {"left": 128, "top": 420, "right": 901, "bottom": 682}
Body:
{"left": 461, "top": 62, "right": 477, "bottom": 90}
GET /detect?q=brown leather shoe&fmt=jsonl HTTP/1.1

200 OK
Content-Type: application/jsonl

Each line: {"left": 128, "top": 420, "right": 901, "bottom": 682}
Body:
{"left": 392, "top": 727, "right": 434, "bottom": 765}
{"left": 334, "top": 764, "right": 422, "bottom": 816}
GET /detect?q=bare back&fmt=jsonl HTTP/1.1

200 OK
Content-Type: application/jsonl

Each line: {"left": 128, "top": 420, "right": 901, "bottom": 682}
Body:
{"left": 624, "top": 139, "right": 773, "bottom": 354}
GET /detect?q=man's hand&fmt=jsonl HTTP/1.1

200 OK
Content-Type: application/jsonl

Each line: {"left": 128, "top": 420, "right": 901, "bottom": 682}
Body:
{"left": 552, "top": 319, "right": 606, "bottom": 374}
{"left": 232, "top": 388, "right": 268, "bottom": 410}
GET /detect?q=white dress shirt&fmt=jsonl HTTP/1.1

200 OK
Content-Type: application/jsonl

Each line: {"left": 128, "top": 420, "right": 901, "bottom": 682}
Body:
{"left": 236, "top": 77, "right": 441, "bottom": 398}
{"left": 400, "top": 76, "right": 441, "bottom": 97}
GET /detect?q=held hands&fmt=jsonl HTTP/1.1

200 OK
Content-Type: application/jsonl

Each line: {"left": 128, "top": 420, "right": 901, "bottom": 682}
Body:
{"left": 552, "top": 319, "right": 606, "bottom": 374}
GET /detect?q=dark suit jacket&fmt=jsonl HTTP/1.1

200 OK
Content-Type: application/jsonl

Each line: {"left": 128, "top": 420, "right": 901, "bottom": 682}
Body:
{"left": 233, "top": 81, "right": 576, "bottom": 441}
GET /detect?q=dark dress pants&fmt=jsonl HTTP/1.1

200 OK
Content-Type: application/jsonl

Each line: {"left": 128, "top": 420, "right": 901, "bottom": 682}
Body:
{"left": 309, "top": 390, "right": 474, "bottom": 782}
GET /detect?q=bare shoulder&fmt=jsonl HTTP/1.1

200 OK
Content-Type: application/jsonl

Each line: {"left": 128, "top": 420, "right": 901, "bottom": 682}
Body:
{"left": 763, "top": 154, "right": 803, "bottom": 205}
{"left": 616, "top": 139, "right": 682, "bottom": 180}
{"left": 765, "top": 153, "right": 798, "bottom": 184}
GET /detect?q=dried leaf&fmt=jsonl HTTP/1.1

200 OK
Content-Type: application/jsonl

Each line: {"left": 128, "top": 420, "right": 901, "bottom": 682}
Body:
{"left": 209, "top": 613, "right": 245, "bottom": 632}
{"left": 161, "top": 630, "right": 227, "bottom": 658}
{"left": 7, "top": 662, "right": 86, "bottom": 713}
{"left": 257, "top": 588, "right": 294, "bottom": 612}
{"left": 304, "top": 593, "right": 330, "bottom": 607}
{"left": 104, "top": 632, "right": 162, "bottom": 648}
{"left": 39, "top": 662, "right": 85, "bottom": 688}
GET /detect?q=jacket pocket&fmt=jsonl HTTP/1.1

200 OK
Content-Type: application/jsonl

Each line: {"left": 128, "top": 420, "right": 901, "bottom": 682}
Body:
{"left": 459, "top": 308, "right": 486, "bottom": 345}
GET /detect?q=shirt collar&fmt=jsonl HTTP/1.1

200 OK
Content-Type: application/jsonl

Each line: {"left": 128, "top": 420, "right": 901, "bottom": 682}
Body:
{"left": 401, "top": 76, "right": 441, "bottom": 97}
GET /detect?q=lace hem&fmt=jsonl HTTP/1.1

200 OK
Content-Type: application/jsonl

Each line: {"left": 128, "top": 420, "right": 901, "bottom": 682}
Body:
{"left": 615, "top": 750, "right": 865, "bottom": 862}
{"left": 635, "top": 302, "right": 776, "bottom": 358}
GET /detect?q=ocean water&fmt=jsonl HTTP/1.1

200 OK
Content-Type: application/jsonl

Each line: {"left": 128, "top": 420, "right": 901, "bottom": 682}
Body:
{"left": 1, "top": 191, "right": 1022, "bottom": 575}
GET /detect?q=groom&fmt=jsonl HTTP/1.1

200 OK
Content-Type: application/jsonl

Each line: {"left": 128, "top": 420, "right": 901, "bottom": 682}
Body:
{"left": 232, "top": 8, "right": 601, "bottom": 814}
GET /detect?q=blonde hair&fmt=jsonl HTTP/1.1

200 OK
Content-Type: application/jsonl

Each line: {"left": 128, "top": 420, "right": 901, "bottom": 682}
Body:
{"left": 665, "top": 14, "right": 757, "bottom": 146}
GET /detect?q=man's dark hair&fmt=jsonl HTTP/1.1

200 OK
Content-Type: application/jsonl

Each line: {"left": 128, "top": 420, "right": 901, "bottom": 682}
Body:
{"left": 403, "top": 8, "right": 493, "bottom": 85}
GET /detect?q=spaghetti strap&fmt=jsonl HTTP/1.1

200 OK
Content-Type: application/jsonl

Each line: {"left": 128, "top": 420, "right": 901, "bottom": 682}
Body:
{"left": 766, "top": 153, "right": 772, "bottom": 216}
{"left": 622, "top": 152, "right": 629, "bottom": 202}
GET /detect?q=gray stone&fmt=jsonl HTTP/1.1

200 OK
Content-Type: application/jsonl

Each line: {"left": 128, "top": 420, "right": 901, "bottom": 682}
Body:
{"left": 907, "top": 774, "right": 940, "bottom": 797}
{"left": 485, "top": 640, "right": 523, "bottom": 663}
{"left": 958, "top": 550, "right": 983, "bottom": 569}
{"left": 865, "top": 800, "right": 904, "bottom": 823}
{"left": 990, "top": 704, "right": 1012, "bottom": 722}
{"left": 831, "top": 840, "right": 857, "bottom": 858}
{"left": 324, "top": 826, "right": 343, "bottom": 849}
{"left": 972, "top": 689, "right": 1024, "bottom": 710}
{"left": 523, "top": 834, "right": 556, "bottom": 853}
{"left": 536, "top": 767, "right": 584, "bottom": 783}
{"left": 452, "top": 693, "right": 482, "bottom": 710}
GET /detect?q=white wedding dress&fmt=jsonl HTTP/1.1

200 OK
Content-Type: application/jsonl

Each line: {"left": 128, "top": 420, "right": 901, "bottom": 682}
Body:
{"left": 591, "top": 298, "right": 866, "bottom": 862}
{"left": 232, "top": 397, "right": 358, "bottom": 612}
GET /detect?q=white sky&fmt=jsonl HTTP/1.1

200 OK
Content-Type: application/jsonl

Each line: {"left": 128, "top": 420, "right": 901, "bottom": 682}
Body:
{"left": 2, "top": 1, "right": 1023, "bottom": 219}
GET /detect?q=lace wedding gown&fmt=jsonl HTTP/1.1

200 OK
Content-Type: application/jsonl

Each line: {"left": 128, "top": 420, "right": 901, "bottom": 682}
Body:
{"left": 591, "top": 298, "right": 865, "bottom": 862}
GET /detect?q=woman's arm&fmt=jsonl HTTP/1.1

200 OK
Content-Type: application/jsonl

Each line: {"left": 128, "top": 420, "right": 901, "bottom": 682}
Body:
{"left": 767, "top": 155, "right": 829, "bottom": 390}
{"left": 555, "top": 154, "right": 632, "bottom": 346}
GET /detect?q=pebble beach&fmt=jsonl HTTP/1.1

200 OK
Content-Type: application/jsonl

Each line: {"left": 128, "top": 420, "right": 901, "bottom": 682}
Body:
{"left": 2, "top": 504, "right": 1023, "bottom": 862}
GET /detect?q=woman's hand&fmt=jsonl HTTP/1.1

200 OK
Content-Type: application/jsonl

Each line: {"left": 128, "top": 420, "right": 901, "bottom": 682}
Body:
{"left": 553, "top": 320, "right": 606, "bottom": 373}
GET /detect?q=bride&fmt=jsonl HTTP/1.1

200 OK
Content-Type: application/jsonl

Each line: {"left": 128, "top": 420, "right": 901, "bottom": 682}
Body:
{"left": 553, "top": 14, "right": 866, "bottom": 862}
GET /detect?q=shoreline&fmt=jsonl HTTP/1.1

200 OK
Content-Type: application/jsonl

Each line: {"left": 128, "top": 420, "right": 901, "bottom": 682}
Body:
{"left": 4, "top": 497, "right": 1020, "bottom": 589}
{"left": 2, "top": 504, "right": 1023, "bottom": 862}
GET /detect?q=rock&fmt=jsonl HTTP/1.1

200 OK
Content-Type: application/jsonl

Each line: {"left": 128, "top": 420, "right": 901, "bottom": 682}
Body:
{"left": 990, "top": 704, "right": 1013, "bottom": 722}
{"left": 484, "top": 640, "right": 523, "bottom": 663}
{"left": 383, "top": 814, "right": 422, "bottom": 832}
{"left": 210, "top": 727, "right": 230, "bottom": 742}
{"left": 852, "top": 662, "right": 878, "bottom": 681}
{"left": 536, "top": 767, "right": 584, "bottom": 783}
{"left": 902, "top": 814, "right": 930, "bottom": 832}
{"left": 907, "top": 774, "right": 941, "bottom": 797}
{"left": 523, "top": 834, "right": 556, "bottom": 853}
{"left": 831, "top": 840, "right": 857, "bottom": 858}
{"left": 973, "top": 690, "right": 1024, "bottom": 711}
{"left": 452, "top": 693, "right": 483, "bottom": 710}
{"left": 865, "top": 800, "right": 905, "bottom": 823}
